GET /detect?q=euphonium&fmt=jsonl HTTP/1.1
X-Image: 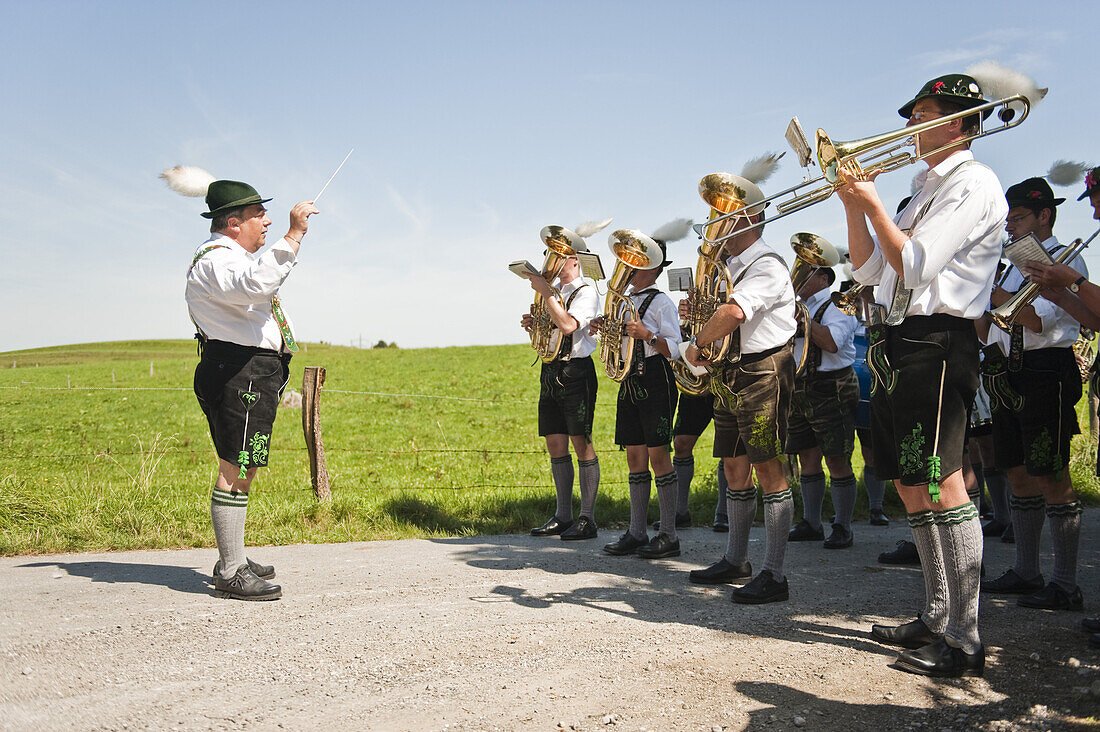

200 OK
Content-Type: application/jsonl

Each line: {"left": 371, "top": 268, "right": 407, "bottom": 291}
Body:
{"left": 990, "top": 226, "right": 1100, "bottom": 331}
{"left": 790, "top": 233, "right": 841, "bottom": 375}
{"left": 528, "top": 226, "right": 583, "bottom": 362}
{"left": 600, "top": 229, "right": 664, "bottom": 382}
{"left": 672, "top": 174, "right": 752, "bottom": 394}
{"left": 1073, "top": 328, "right": 1097, "bottom": 383}
{"left": 830, "top": 283, "right": 868, "bottom": 317}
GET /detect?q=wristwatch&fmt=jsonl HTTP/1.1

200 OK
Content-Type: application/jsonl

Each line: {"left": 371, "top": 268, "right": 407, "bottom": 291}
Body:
{"left": 648, "top": 334, "right": 658, "bottom": 346}
{"left": 1070, "top": 276, "right": 1087, "bottom": 293}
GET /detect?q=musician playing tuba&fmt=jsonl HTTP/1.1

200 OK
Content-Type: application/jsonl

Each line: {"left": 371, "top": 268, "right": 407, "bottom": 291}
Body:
{"left": 519, "top": 220, "right": 609, "bottom": 541}
{"left": 592, "top": 227, "right": 683, "bottom": 560}
{"left": 978, "top": 176, "right": 1088, "bottom": 616}
{"left": 680, "top": 169, "right": 798, "bottom": 604}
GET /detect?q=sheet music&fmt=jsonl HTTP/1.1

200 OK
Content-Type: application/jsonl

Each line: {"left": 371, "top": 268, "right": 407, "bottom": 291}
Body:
{"left": 785, "top": 117, "right": 813, "bottom": 169}
{"left": 667, "top": 267, "right": 693, "bottom": 291}
{"left": 508, "top": 260, "right": 541, "bottom": 279}
{"left": 1002, "top": 233, "right": 1051, "bottom": 271}
{"left": 576, "top": 252, "right": 606, "bottom": 281}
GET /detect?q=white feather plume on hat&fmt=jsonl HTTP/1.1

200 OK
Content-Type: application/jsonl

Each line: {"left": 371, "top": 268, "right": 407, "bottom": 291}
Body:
{"left": 965, "top": 61, "right": 1048, "bottom": 103}
{"left": 739, "top": 152, "right": 784, "bottom": 185}
{"left": 573, "top": 218, "right": 613, "bottom": 238}
{"left": 1046, "top": 159, "right": 1091, "bottom": 187}
{"left": 650, "top": 218, "right": 693, "bottom": 243}
{"left": 161, "top": 166, "right": 216, "bottom": 197}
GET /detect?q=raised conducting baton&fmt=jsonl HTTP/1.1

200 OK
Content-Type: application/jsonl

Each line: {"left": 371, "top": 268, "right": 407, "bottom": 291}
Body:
{"left": 313, "top": 148, "right": 354, "bottom": 203}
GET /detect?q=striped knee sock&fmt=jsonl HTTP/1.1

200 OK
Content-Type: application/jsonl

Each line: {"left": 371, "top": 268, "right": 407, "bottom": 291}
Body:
{"left": 628, "top": 471, "right": 652, "bottom": 541}
{"left": 907, "top": 510, "right": 948, "bottom": 635}
{"left": 724, "top": 486, "right": 756, "bottom": 566}
{"left": 1047, "top": 500, "right": 1083, "bottom": 591}
{"left": 1010, "top": 495, "right": 1046, "bottom": 581}
{"left": 578, "top": 457, "right": 600, "bottom": 519}
{"left": 211, "top": 487, "right": 249, "bottom": 580}
{"left": 934, "top": 503, "right": 983, "bottom": 654}
{"left": 762, "top": 488, "right": 794, "bottom": 582}
{"left": 550, "top": 455, "right": 574, "bottom": 521}
{"left": 655, "top": 471, "right": 679, "bottom": 541}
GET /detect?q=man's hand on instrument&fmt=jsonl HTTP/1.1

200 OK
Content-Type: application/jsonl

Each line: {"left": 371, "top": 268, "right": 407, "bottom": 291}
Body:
{"left": 678, "top": 292, "right": 693, "bottom": 320}
{"left": 1022, "top": 261, "right": 1080, "bottom": 290}
{"left": 528, "top": 276, "right": 553, "bottom": 297}
{"left": 684, "top": 342, "right": 711, "bottom": 368}
{"left": 521, "top": 313, "right": 534, "bottom": 332}
{"left": 288, "top": 201, "right": 319, "bottom": 239}
{"left": 624, "top": 320, "right": 650, "bottom": 340}
{"left": 834, "top": 175, "right": 883, "bottom": 214}
{"left": 589, "top": 315, "right": 605, "bottom": 336}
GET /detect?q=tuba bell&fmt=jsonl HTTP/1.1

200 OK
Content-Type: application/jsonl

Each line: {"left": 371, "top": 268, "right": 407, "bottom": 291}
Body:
{"left": 599, "top": 229, "right": 664, "bottom": 382}
{"left": 789, "top": 233, "right": 841, "bottom": 375}
{"left": 527, "top": 225, "right": 585, "bottom": 362}
{"left": 671, "top": 174, "right": 758, "bottom": 394}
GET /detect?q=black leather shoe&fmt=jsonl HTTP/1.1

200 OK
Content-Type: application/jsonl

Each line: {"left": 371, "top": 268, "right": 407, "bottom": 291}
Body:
{"left": 712, "top": 516, "right": 729, "bottom": 532}
{"left": 788, "top": 519, "right": 825, "bottom": 542}
{"left": 637, "top": 533, "right": 681, "bottom": 559}
{"left": 1082, "top": 617, "right": 1100, "bottom": 633}
{"left": 213, "top": 566, "right": 282, "bottom": 601}
{"left": 531, "top": 516, "right": 573, "bottom": 537}
{"left": 868, "top": 509, "right": 890, "bottom": 526}
{"left": 1001, "top": 523, "right": 1015, "bottom": 543}
{"left": 1018, "top": 582, "right": 1085, "bottom": 611}
{"left": 731, "top": 570, "right": 789, "bottom": 604}
{"left": 653, "top": 511, "right": 691, "bottom": 530}
{"left": 870, "top": 617, "right": 941, "bottom": 649}
{"left": 981, "top": 519, "right": 1009, "bottom": 537}
{"left": 878, "top": 540, "right": 921, "bottom": 565}
{"left": 560, "top": 515, "right": 597, "bottom": 540}
{"left": 981, "top": 568, "right": 1044, "bottom": 594}
{"left": 603, "top": 532, "right": 647, "bottom": 556}
{"left": 213, "top": 557, "right": 275, "bottom": 581}
{"left": 689, "top": 557, "right": 752, "bottom": 585}
{"left": 823, "top": 523, "right": 853, "bottom": 549}
{"left": 893, "top": 639, "right": 984, "bottom": 677}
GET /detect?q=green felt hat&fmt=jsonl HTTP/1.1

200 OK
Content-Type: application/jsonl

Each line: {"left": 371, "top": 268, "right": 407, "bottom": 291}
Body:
{"left": 201, "top": 180, "right": 272, "bottom": 219}
{"left": 1079, "top": 167, "right": 1100, "bottom": 201}
{"left": 898, "top": 74, "right": 990, "bottom": 120}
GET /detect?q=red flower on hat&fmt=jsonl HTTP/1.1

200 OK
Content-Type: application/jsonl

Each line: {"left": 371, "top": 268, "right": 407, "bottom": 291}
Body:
{"left": 1087, "top": 170, "right": 1098, "bottom": 190}
{"left": 1028, "top": 190, "right": 1041, "bottom": 199}
{"left": 931, "top": 81, "right": 946, "bottom": 94}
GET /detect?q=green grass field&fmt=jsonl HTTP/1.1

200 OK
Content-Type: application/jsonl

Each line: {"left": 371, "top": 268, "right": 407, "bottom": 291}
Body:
{"left": 1, "top": 340, "right": 1096, "bottom": 556}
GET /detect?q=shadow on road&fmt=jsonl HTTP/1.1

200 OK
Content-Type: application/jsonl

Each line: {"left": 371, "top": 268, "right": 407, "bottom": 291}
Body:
{"left": 19, "top": 560, "right": 211, "bottom": 595}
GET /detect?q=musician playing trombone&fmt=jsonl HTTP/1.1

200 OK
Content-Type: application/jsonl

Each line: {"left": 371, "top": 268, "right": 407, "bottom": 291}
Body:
{"left": 681, "top": 186, "right": 798, "bottom": 604}
{"left": 1022, "top": 165, "right": 1100, "bottom": 651}
{"left": 521, "top": 231, "right": 603, "bottom": 541}
{"left": 834, "top": 73, "right": 1007, "bottom": 677}
{"left": 978, "top": 178, "right": 1087, "bottom": 615}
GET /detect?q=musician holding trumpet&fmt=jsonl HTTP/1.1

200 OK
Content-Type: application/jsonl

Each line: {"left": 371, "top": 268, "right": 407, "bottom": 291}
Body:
{"left": 835, "top": 73, "right": 1009, "bottom": 677}
{"left": 979, "top": 178, "right": 1087, "bottom": 613}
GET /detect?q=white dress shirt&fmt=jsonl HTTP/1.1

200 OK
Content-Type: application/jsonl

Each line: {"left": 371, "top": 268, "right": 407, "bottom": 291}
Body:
{"left": 852, "top": 150, "right": 1007, "bottom": 319}
{"left": 726, "top": 238, "right": 797, "bottom": 353}
{"left": 793, "top": 287, "right": 858, "bottom": 371}
{"left": 626, "top": 285, "right": 683, "bottom": 359}
{"left": 185, "top": 233, "right": 298, "bottom": 350}
{"left": 985, "top": 235, "right": 1088, "bottom": 351}
{"left": 558, "top": 276, "right": 599, "bottom": 359}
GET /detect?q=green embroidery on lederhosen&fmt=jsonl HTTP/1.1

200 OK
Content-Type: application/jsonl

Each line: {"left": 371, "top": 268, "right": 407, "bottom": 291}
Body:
{"left": 865, "top": 323, "right": 898, "bottom": 396}
{"left": 237, "top": 450, "right": 250, "bottom": 479}
{"left": 749, "top": 412, "right": 780, "bottom": 456}
{"left": 237, "top": 385, "right": 259, "bottom": 479}
{"left": 899, "top": 424, "right": 926, "bottom": 477}
{"left": 250, "top": 431, "right": 270, "bottom": 465}
{"left": 980, "top": 345, "right": 1024, "bottom": 413}
{"left": 270, "top": 294, "right": 299, "bottom": 353}
{"left": 1029, "top": 427, "right": 1054, "bottom": 473}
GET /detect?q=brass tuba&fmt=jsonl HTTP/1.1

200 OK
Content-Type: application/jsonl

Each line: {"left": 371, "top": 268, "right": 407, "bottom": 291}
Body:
{"left": 599, "top": 229, "right": 664, "bottom": 382}
{"left": 527, "top": 226, "right": 585, "bottom": 362}
{"left": 790, "top": 233, "right": 841, "bottom": 375}
{"left": 672, "top": 174, "right": 757, "bottom": 394}
{"left": 990, "top": 226, "right": 1099, "bottom": 331}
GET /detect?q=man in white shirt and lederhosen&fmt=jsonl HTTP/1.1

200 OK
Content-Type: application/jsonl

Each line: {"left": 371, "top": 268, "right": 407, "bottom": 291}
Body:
{"left": 784, "top": 258, "right": 861, "bottom": 551}
{"left": 682, "top": 180, "right": 798, "bottom": 605}
{"left": 837, "top": 73, "right": 1007, "bottom": 678}
{"left": 979, "top": 177, "right": 1087, "bottom": 613}
{"left": 185, "top": 178, "right": 317, "bottom": 601}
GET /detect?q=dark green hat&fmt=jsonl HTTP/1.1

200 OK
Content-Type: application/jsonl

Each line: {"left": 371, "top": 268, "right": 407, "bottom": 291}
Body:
{"left": 201, "top": 180, "right": 272, "bottom": 219}
{"left": 1079, "top": 167, "right": 1100, "bottom": 201}
{"left": 898, "top": 74, "right": 990, "bottom": 120}
{"left": 1006, "top": 177, "right": 1064, "bottom": 208}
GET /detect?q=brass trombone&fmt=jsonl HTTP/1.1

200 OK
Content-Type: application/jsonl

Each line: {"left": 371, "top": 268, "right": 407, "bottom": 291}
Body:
{"left": 599, "top": 229, "right": 664, "bottom": 382}
{"left": 990, "top": 226, "right": 1100, "bottom": 331}
{"left": 695, "top": 95, "right": 1032, "bottom": 247}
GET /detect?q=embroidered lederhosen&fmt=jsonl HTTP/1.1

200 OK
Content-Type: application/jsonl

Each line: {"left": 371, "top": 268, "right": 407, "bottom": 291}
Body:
{"left": 621, "top": 288, "right": 662, "bottom": 403}
{"left": 801, "top": 298, "right": 833, "bottom": 377}
{"left": 541, "top": 283, "right": 590, "bottom": 394}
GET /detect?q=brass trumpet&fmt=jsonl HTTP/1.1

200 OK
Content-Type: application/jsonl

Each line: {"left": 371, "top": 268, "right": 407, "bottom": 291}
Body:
{"left": 697, "top": 95, "right": 1032, "bottom": 247}
{"left": 527, "top": 226, "right": 585, "bottom": 362}
{"left": 830, "top": 283, "right": 868, "bottom": 317}
{"left": 990, "top": 226, "right": 1099, "bottom": 331}
{"left": 600, "top": 230, "right": 664, "bottom": 382}
{"left": 790, "top": 233, "right": 841, "bottom": 375}
{"left": 672, "top": 175, "right": 743, "bottom": 394}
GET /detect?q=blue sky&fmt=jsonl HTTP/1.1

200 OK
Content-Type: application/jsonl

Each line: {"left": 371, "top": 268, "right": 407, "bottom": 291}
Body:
{"left": 2, "top": 0, "right": 1098, "bottom": 351}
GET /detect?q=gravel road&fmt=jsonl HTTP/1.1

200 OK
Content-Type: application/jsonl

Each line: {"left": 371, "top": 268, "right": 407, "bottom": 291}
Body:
{"left": 2, "top": 513, "right": 1098, "bottom": 731}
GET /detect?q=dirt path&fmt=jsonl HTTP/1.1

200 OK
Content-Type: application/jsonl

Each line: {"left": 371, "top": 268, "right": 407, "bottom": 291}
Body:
{"left": 1, "top": 514, "right": 1098, "bottom": 731}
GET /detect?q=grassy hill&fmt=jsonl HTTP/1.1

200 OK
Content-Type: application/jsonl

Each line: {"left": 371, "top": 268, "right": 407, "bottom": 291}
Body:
{"left": 1, "top": 340, "right": 1096, "bottom": 555}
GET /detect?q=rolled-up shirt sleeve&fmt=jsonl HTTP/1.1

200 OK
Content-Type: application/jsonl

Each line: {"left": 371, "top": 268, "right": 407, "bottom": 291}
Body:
{"left": 567, "top": 284, "right": 599, "bottom": 334}
{"left": 195, "top": 239, "right": 298, "bottom": 305}
{"left": 730, "top": 263, "right": 779, "bottom": 323}
{"left": 852, "top": 241, "right": 887, "bottom": 286}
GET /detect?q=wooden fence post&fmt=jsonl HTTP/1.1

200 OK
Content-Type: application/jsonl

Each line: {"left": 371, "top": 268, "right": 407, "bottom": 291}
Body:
{"left": 301, "top": 366, "right": 331, "bottom": 501}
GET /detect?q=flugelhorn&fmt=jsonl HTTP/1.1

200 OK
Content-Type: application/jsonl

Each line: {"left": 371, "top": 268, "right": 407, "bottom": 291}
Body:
{"left": 697, "top": 96, "right": 1032, "bottom": 247}
{"left": 600, "top": 230, "right": 664, "bottom": 382}
{"left": 672, "top": 176, "right": 742, "bottom": 394}
{"left": 990, "top": 226, "right": 1100, "bottom": 331}
{"left": 527, "top": 226, "right": 585, "bottom": 362}
{"left": 790, "top": 233, "right": 841, "bottom": 375}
